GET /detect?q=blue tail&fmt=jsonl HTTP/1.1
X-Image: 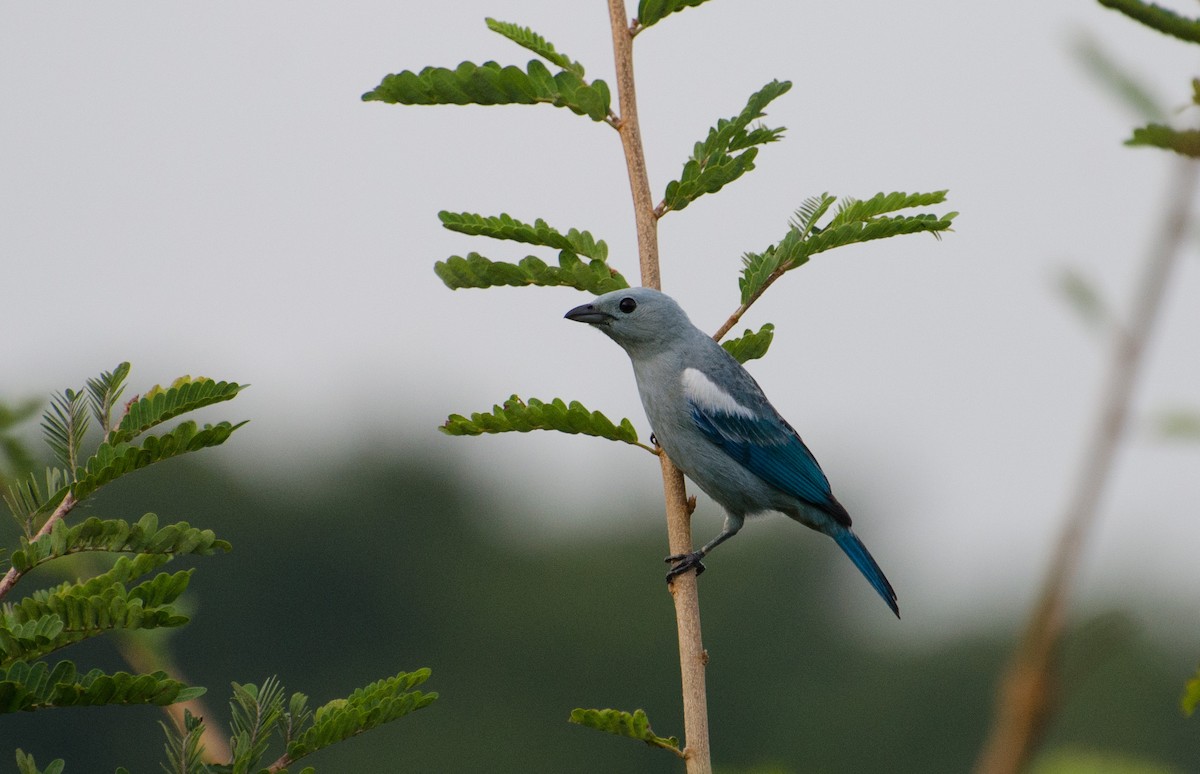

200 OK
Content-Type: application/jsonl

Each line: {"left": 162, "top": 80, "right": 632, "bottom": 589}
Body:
{"left": 832, "top": 528, "right": 899, "bottom": 618}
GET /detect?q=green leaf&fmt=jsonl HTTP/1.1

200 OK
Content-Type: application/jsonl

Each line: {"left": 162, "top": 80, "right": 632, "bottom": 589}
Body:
{"left": 1183, "top": 664, "right": 1200, "bottom": 716}
{"left": 434, "top": 252, "right": 629, "bottom": 294}
{"left": 661, "top": 80, "right": 791, "bottom": 214}
{"left": 439, "top": 211, "right": 608, "bottom": 260}
{"left": 739, "top": 191, "right": 956, "bottom": 304}
{"left": 41, "top": 389, "right": 89, "bottom": 476}
{"left": 636, "top": 0, "right": 714, "bottom": 29}
{"left": 485, "top": 18, "right": 585, "bottom": 77}
{"left": 441, "top": 395, "right": 643, "bottom": 447}
{"left": 569, "top": 708, "right": 682, "bottom": 755}
{"left": 1073, "top": 35, "right": 1165, "bottom": 121}
{"left": 15, "top": 750, "right": 65, "bottom": 774}
{"left": 363, "top": 60, "right": 612, "bottom": 122}
{"left": 229, "top": 678, "right": 286, "bottom": 773}
{"left": 1126, "top": 123, "right": 1200, "bottom": 157}
{"left": 1097, "top": 0, "right": 1200, "bottom": 45}
{"left": 8, "top": 513, "right": 230, "bottom": 575}
{"left": 85, "top": 362, "right": 131, "bottom": 435}
{"left": 0, "top": 660, "right": 202, "bottom": 713}
{"left": 160, "top": 708, "right": 208, "bottom": 774}
{"left": 72, "top": 419, "right": 247, "bottom": 502}
{"left": 3, "top": 468, "right": 68, "bottom": 531}
{"left": 1055, "top": 267, "right": 1110, "bottom": 330}
{"left": 284, "top": 669, "right": 437, "bottom": 761}
{"left": 110, "top": 376, "right": 245, "bottom": 445}
{"left": 1155, "top": 408, "right": 1200, "bottom": 440}
{"left": 1, "top": 565, "right": 193, "bottom": 665}
{"left": 721, "top": 323, "right": 775, "bottom": 363}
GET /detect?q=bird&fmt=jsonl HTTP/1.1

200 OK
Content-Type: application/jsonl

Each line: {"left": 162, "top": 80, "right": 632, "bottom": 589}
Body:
{"left": 565, "top": 286, "right": 899, "bottom": 617}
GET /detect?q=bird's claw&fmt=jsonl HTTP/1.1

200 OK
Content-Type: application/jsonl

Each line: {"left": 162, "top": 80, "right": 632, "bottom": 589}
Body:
{"left": 664, "top": 551, "right": 706, "bottom": 581}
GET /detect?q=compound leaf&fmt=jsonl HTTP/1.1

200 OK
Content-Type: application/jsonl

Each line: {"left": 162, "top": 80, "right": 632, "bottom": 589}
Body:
{"left": 636, "top": 0, "right": 714, "bottom": 29}
{"left": 0, "top": 660, "right": 202, "bottom": 713}
{"left": 442, "top": 395, "right": 644, "bottom": 448}
{"left": 435, "top": 252, "right": 628, "bottom": 294}
{"left": 364, "top": 60, "right": 612, "bottom": 122}
{"left": 569, "top": 708, "right": 682, "bottom": 756}
{"left": 110, "top": 377, "right": 245, "bottom": 445}
{"left": 1098, "top": 0, "right": 1200, "bottom": 45}
{"left": 1126, "top": 123, "right": 1200, "bottom": 157}
{"left": 721, "top": 323, "right": 775, "bottom": 363}
{"left": 439, "top": 211, "right": 608, "bottom": 260}
{"left": 485, "top": 18, "right": 585, "bottom": 77}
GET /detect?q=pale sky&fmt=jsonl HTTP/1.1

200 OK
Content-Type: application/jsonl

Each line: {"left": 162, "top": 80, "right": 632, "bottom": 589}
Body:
{"left": 4, "top": 1, "right": 1199, "bottom": 636}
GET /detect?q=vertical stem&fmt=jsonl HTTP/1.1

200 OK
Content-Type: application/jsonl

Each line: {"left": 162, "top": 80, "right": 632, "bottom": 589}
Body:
{"left": 973, "top": 157, "right": 1198, "bottom": 774}
{"left": 606, "top": 1, "right": 712, "bottom": 771}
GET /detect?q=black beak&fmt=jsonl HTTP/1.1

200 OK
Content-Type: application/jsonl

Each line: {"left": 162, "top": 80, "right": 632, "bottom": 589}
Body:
{"left": 564, "top": 303, "right": 613, "bottom": 325}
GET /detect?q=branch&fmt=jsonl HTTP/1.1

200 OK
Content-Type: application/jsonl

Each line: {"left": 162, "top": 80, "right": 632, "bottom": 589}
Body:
{"left": 606, "top": 2, "right": 711, "bottom": 771}
{"left": 0, "top": 491, "right": 77, "bottom": 601}
{"left": 972, "top": 157, "right": 1199, "bottom": 774}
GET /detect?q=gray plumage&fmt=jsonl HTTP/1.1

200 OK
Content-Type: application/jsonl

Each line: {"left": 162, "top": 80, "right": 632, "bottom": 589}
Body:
{"left": 565, "top": 287, "right": 898, "bottom": 617}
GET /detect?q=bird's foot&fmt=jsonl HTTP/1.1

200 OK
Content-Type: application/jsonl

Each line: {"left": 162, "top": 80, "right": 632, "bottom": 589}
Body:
{"left": 664, "top": 551, "right": 706, "bottom": 581}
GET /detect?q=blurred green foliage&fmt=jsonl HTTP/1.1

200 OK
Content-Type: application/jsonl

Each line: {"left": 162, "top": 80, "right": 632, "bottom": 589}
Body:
{"left": 2, "top": 450, "right": 1195, "bottom": 771}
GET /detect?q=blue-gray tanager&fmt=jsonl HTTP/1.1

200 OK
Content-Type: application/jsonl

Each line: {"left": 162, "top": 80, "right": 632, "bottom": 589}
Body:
{"left": 565, "top": 287, "right": 899, "bottom": 617}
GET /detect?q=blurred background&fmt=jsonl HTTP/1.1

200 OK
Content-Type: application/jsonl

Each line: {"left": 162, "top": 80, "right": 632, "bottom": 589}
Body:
{"left": 3, "top": 1, "right": 1199, "bottom": 771}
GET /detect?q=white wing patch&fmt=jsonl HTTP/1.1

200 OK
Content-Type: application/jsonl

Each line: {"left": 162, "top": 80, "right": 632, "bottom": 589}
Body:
{"left": 682, "top": 368, "right": 756, "bottom": 419}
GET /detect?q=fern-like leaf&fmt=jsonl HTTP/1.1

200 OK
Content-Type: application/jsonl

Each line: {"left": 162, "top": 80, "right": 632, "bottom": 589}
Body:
{"left": 363, "top": 60, "right": 612, "bottom": 122}
{"left": 1126, "top": 123, "right": 1200, "bottom": 157}
{"left": 1098, "top": 0, "right": 1200, "bottom": 44}
{"left": 438, "top": 211, "right": 608, "bottom": 260}
{"left": 41, "top": 390, "right": 88, "bottom": 476}
{"left": 721, "top": 323, "right": 775, "bottom": 363}
{"left": 0, "top": 660, "right": 203, "bottom": 713}
{"left": 442, "top": 395, "right": 646, "bottom": 449}
{"left": 7, "top": 513, "right": 230, "bottom": 575}
{"left": 739, "top": 191, "right": 956, "bottom": 303}
{"left": 72, "top": 420, "right": 247, "bottom": 502}
{"left": 434, "top": 252, "right": 629, "bottom": 294}
{"left": 160, "top": 709, "right": 208, "bottom": 774}
{"left": 636, "top": 0, "right": 714, "bottom": 29}
{"left": 485, "top": 18, "right": 585, "bottom": 77}
{"left": 569, "top": 708, "right": 682, "bottom": 756}
{"left": 110, "top": 377, "right": 245, "bottom": 445}
{"left": 3, "top": 468, "right": 68, "bottom": 534}
{"left": 228, "top": 678, "right": 286, "bottom": 773}
{"left": 284, "top": 669, "right": 437, "bottom": 761}
{"left": 661, "top": 80, "right": 791, "bottom": 214}
{"left": 85, "top": 362, "right": 131, "bottom": 435}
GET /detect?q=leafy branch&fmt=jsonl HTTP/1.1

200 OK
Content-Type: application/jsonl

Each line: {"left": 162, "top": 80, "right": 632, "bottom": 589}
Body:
{"left": 569, "top": 707, "right": 683, "bottom": 757}
{"left": 442, "top": 395, "right": 653, "bottom": 452}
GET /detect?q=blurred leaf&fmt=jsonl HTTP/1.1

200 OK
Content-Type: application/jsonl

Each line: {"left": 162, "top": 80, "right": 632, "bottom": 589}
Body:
{"left": 1073, "top": 34, "right": 1165, "bottom": 121}
{"left": 442, "top": 395, "right": 645, "bottom": 448}
{"left": 159, "top": 708, "right": 207, "bottom": 774}
{"left": 721, "top": 323, "right": 775, "bottom": 363}
{"left": 569, "top": 708, "right": 682, "bottom": 755}
{"left": 363, "top": 60, "right": 612, "bottom": 122}
{"left": 435, "top": 251, "right": 629, "bottom": 294}
{"left": 636, "top": 0, "right": 713, "bottom": 29}
{"left": 439, "top": 211, "right": 608, "bottom": 260}
{"left": 14, "top": 750, "right": 65, "bottom": 774}
{"left": 1154, "top": 408, "right": 1200, "bottom": 440}
{"left": 661, "top": 81, "right": 791, "bottom": 214}
{"left": 485, "top": 18, "right": 585, "bottom": 77}
{"left": 1183, "top": 664, "right": 1200, "bottom": 715}
{"left": 1126, "top": 123, "right": 1200, "bottom": 157}
{"left": 1030, "top": 746, "right": 1185, "bottom": 774}
{"left": 1055, "top": 266, "right": 1110, "bottom": 329}
{"left": 740, "top": 191, "right": 955, "bottom": 304}
{"left": 1097, "top": 0, "right": 1200, "bottom": 45}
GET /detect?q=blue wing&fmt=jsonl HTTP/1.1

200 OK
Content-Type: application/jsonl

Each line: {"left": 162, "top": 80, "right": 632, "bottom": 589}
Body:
{"left": 686, "top": 389, "right": 851, "bottom": 526}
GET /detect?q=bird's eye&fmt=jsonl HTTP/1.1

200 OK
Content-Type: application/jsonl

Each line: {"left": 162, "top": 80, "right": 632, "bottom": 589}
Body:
{"left": 618, "top": 297, "right": 637, "bottom": 313}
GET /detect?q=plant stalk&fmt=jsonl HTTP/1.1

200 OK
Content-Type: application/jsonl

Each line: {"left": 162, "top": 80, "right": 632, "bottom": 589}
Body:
{"left": 606, "top": 1, "right": 712, "bottom": 770}
{"left": 973, "top": 156, "right": 1198, "bottom": 774}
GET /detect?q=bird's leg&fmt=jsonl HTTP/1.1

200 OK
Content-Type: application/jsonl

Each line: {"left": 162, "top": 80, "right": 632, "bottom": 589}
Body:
{"left": 665, "top": 514, "right": 743, "bottom": 581}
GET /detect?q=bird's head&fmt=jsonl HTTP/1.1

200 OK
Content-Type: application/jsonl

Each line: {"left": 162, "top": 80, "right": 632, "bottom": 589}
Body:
{"left": 564, "top": 287, "right": 693, "bottom": 355}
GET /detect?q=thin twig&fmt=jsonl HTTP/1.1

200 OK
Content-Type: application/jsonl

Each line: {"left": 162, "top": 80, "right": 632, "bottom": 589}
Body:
{"left": 0, "top": 491, "right": 77, "bottom": 601}
{"left": 973, "top": 157, "right": 1198, "bottom": 774}
{"left": 606, "top": 1, "right": 712, "bottom": 771}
